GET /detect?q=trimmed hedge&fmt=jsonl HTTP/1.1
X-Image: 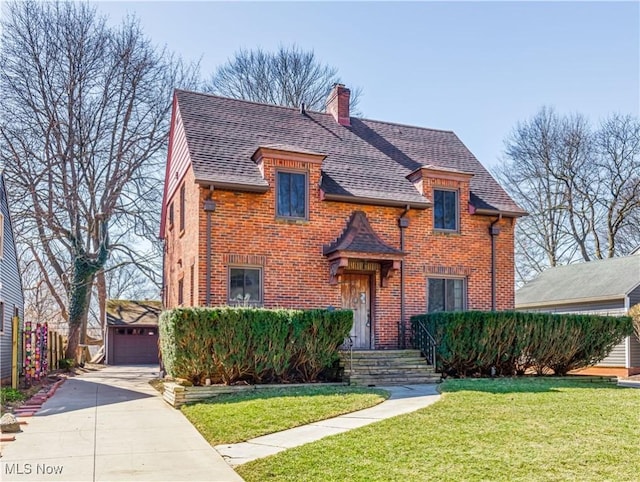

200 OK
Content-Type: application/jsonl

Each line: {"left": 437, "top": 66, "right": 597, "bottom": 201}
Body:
{"left": 411, "top": 311, "right": 633, "bottom": 377}
{"left": 159, "top": 307, "right": 352, "bottom": 385}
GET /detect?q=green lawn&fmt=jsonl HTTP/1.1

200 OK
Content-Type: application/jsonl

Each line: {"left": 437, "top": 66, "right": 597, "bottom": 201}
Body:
{"left": 238, "top": 378, "right": 640, "bottom": 482}
{"left": 181, "top": 385, "right": 388, "bottom": 445}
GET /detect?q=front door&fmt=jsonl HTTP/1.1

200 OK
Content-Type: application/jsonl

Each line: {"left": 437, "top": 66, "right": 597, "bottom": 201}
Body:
{"left": 341, "top": 273, "right": 372, "bottom": 349}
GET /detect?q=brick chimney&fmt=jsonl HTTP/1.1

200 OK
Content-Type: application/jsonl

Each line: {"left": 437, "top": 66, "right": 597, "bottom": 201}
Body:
{"left": 326, "top": 83, "right": 351, "bottom": 126}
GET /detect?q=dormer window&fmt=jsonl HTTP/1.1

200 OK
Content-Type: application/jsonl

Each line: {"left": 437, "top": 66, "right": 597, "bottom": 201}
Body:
{"left": 434, "top": 189, "right": 458, "bottom": 232}
{"left": 276, "top": 170, "right": 307, "bottom": 220}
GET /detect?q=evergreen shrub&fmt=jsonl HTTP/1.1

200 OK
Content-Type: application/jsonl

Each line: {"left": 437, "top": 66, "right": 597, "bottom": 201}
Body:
{"left": 411, "top": 311, "right": 632, "bottom": 376}
{"left": 159, "top": 307, "right": 352, "bottom": 385}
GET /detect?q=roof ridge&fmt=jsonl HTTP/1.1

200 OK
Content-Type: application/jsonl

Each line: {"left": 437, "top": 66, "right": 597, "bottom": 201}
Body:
{"left": 175, "top": 88, "right": 318, "bottom": 114}
{"left": 356, "top": 116, "right": 455, "bottom": 135}
{"left": 175, "top": 88, "right": 455, "bottom": 135}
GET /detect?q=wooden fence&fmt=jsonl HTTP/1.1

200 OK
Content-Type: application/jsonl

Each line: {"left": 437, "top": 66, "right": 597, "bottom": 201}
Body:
{"left": 48, "top": 330, "right": 65, "bottom": 370}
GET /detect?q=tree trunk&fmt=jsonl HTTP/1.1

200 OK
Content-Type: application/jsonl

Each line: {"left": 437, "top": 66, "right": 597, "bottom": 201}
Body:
{"left": 97, "top": 269, "right": 107, "bottom": 339}
{"left": 65, "top": 220, "right": 109, "bottom": 360}
{"left": 65, "top": 260, "right": 97, "bottom": 360}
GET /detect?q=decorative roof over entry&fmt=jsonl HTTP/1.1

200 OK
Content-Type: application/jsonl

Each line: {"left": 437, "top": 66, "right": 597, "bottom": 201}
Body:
{"left": 323, "top": 211, "right": 404, "bottom": 286}
{"left": 323, "top": 211, "right": 403, "bottom": 257}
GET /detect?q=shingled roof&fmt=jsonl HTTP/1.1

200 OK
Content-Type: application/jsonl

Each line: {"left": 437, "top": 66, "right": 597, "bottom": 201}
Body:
{"left": 323, "top": 211, "right": 403, "bottom": 256}
{"left": 106, "top": 300, "right": 162, "bottom": 327}
{"left": 175, "top": 89, "right": 525, "bottom": 215}
{"left": 516, "top": 254, "right": 640, "bottom": 308}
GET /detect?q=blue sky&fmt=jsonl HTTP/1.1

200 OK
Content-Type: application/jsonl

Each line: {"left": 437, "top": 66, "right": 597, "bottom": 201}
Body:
{"left": 97, "top": 1, "right": 639, "bottom": 168}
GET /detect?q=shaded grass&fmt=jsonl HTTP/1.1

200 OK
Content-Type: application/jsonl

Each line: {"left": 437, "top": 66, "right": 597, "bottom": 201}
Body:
{"left": 238, "top": 378, "right": 640, "bottom": 481}
{"left": 181, "top": 385, "right": 388, "bottom": 445}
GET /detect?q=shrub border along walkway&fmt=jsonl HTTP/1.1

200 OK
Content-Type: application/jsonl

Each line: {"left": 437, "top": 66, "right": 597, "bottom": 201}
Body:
{"left": 215, "top": 384, "right": 441, "bottom": 466}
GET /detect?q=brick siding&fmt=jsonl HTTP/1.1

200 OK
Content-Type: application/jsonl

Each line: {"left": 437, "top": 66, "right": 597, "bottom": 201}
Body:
{"left": 163, "top": 154, "right": 517, "bottom": 350}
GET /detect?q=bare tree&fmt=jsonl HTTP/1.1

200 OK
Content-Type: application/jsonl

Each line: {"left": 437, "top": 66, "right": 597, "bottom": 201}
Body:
{"left": 494, "top": 108, "right": 577, "bottom": 281}
{"left": 592, "top": 114, "right": 640, "bottom": 257}
{"left": 207, "top": 45, "right": 362, "bottom": 114}
{"left": 19, "top": 249, "right": 66, "bottom": 334}
{"left": 495, "top": 107, "right": 640, "bottom": 284}
{"left": 0, "top": 1, "right": 196, "bottom": 358}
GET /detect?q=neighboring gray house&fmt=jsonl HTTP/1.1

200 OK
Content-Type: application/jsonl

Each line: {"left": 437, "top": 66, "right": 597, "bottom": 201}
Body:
{"left": 0, "top": 173, "right": 25, "bottom": 385}
{"left": 516, "top": 253, "right": 640, "bottom": 376}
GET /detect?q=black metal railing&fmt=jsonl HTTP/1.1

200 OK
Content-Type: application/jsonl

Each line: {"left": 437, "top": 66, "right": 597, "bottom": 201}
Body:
{"left": 412, "top": 319, "right": 438, "bottom": 369}
{"left": 339, "top": 335, "right": 354, "bottom": 382}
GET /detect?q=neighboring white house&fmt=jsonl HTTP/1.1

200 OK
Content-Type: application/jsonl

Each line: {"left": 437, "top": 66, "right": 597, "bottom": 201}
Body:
{"left": 516, "top": 251, "right": 640, "bottom": 376}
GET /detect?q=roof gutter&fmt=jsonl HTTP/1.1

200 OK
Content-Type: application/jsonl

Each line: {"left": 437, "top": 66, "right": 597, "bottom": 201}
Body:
{"left": 323, "top": 193, "right": 430, "bottom": 210}
{"left": 473, "top": 207, "right": 528, "bottom": 218}
{"left": 195, "top": 179, "right": 269, "bottom": 193}
{"left": 515, "top": 294, "right": 628, "bottom": 310}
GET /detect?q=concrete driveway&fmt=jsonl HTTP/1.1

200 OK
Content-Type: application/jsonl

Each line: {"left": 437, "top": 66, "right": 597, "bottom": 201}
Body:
{"left": 0, "top": 365, "right": 243, "bottom": 482}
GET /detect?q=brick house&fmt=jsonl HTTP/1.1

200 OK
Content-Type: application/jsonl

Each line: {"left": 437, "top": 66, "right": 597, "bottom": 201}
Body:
{"left": 160, "top": 84, "right": 525, "bottom": 350}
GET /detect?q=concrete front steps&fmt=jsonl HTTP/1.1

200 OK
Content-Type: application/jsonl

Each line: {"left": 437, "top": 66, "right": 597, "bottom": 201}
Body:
{"left": 341, "top": 349, "right": 441, "bottom": 386}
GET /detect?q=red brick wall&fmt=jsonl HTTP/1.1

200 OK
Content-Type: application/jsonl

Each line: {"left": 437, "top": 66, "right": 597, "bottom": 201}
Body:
{"left": 163, "top": 167, "right": 200, "bottom": 308}
{"left": 163, "top": 154, "right": 517, "bottom": 350}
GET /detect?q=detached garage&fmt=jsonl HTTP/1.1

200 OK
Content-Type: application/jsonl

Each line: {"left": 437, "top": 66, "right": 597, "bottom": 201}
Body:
{"left": 105, "top": 300, "right": 162, "bottom": 365}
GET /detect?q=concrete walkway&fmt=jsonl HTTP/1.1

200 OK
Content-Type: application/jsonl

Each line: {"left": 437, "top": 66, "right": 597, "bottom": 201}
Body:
{"left": 0, "top": 366, "right": 243, "bottom": 482}
{"left": 618, "top": 379, "right": 640, "bottom": 388}
{"left": 215, "top": 384, "right": 441, "bottom": 466}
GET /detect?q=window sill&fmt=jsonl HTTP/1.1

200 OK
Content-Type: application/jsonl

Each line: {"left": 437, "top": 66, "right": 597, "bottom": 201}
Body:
{"left": 433, "top": 229, "right": 460, "bottom": 236}
{"left": 275, "top": 217, "right": 309, "bottom": 225}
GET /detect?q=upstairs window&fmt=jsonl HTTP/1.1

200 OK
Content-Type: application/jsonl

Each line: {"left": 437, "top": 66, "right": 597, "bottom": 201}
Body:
{"left": 229, "top": 267, "right": 262, "bottom": 305}
{"left": 168, "top": 202, "right": 174, "bottom": 229}
{"left": 179, "top": 184, "right": 186, "bottom": 232}
{"left": 433, "top": 189, "right": 458, "bottom": 231}
{"left": 428, "top": 278, "right": 465, "bottom": 312}
{"left": 276, "top": 171, "right": 307, "bottom": 219}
